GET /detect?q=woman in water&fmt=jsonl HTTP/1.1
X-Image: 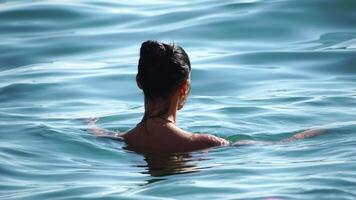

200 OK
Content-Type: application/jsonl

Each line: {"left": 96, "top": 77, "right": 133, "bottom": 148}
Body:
{"left": 88, "top": 40, "right": 323, "bottom": 152}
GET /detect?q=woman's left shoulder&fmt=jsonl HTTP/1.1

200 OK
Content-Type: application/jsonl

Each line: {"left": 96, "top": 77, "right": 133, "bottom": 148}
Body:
{"left": 191, "top": 133, "right": 230, "bottom": 147}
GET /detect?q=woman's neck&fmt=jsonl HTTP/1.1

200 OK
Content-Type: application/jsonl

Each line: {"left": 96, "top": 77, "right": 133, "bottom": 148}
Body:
{"left": 143, "top": 97, "right": 178, "bottom": 123}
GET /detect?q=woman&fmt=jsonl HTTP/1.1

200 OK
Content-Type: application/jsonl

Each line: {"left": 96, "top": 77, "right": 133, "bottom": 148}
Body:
{"left": 88, "top": 40, "right": 324, "bottom": 152}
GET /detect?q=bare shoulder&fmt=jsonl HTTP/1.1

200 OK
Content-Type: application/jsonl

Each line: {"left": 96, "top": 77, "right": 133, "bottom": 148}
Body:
{"left": 121, "top": 127, "right": 138, "bottom": 141}
{"left": 191, "top": 133, "right": 230, "bottom": 146}
{"left": 168, "top": 124, "right": 230, "bottom": 146}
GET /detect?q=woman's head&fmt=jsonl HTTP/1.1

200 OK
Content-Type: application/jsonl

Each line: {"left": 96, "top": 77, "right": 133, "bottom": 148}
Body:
{"left": 137, "top": 40, "right": 191, "bottom": 103}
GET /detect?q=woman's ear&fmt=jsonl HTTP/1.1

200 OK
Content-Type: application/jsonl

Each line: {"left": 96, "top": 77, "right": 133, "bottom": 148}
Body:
{"left": 177, "top": 80, "right": 190, "bottom": 110}
{"left": 180, "top": 80, "right": 190, "bottom": 96}
{"left": 136, "top": 74, "right": 143, "bottom": 89}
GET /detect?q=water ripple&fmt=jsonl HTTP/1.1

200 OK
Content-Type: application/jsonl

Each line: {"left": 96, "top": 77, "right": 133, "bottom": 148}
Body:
{"left": 1, "top": 0, "right": 356, "bottom": 199}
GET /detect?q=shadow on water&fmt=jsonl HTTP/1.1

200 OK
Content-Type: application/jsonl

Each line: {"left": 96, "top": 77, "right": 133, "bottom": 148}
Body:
{"left": 125, "top": 146, "right": 205, "bottom": 177}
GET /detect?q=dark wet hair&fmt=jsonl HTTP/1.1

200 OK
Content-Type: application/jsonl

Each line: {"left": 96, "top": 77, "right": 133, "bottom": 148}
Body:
{"left": 137, "top": 40, "right": 191, "bottom": 100}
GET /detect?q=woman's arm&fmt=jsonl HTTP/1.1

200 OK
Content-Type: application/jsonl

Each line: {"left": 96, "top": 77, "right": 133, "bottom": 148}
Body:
{"left": 233, "top": 129, "right": 327, "bottom": 146}
{"left": 87, "top": 118, "right": 122, "bottom": 139}
{"left": 281, "top": 129, "right": 326, "bottom": 142}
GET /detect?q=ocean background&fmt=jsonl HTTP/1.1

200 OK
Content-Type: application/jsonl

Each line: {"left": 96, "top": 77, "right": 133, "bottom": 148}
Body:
{"left": 1, "top": 0, "right": 356, "bottom": 199}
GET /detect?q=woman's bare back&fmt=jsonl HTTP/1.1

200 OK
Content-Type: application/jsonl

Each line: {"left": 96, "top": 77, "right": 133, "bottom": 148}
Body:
{"left": 122, "top": 118, "right": 229, "bottom": 152}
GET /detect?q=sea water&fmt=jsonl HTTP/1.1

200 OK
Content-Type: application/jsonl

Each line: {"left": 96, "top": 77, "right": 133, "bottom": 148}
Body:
{"left": 1, "top": 0, "right": 356, "bottom": 199}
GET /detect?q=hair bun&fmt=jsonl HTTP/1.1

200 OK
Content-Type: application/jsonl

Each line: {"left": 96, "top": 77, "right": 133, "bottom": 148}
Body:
{"left": 140, "top": 40, "right": 168, "bottom": 61}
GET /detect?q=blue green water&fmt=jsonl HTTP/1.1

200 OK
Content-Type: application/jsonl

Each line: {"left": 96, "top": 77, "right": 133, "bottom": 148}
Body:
{"left": 1, "top": 0, "right": 356, "bottom": 199}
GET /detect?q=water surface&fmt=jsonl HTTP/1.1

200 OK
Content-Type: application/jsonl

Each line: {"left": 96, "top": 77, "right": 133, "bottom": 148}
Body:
{"left": 1, "top": 0, "right": 356, "bottom": 199}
